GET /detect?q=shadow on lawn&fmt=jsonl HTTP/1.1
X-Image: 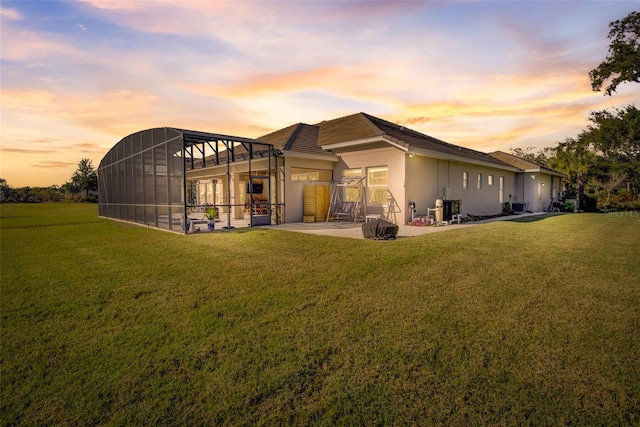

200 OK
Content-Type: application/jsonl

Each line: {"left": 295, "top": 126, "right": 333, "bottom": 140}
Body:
{"left": 507, "top": 212, "right": 567, "bottom": 223}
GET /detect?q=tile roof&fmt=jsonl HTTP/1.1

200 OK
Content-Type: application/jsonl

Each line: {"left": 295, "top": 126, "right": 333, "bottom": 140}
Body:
{"left": 489, "top": 151, "right": 566, "bottom": 176}
{"left": 259, "top": 123, "right": 336, "bottom": 158}
{"left": 315, "top": 112, "right": 513, "bottom": 169}
{"left": 316, "top": 112, "right": 382, "bottom": 146}
{"left": 361, "top": 113, "right": 511, "bottom": 167}
{"left": 259, "top": 113, "right": 565, "bottom": 172}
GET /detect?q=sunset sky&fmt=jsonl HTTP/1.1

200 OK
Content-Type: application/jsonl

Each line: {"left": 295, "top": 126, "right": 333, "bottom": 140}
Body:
{"left": 1, "top": 1, "right": 638, "bottom": 187}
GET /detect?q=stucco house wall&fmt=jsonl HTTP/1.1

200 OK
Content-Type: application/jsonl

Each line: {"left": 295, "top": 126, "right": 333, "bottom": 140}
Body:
{"left": 282, "top": 157, "right": 335, "bottom": 223}
{"left": 406, "top": 156, "right": 516, "bottom": 218}
{"left": 490, "top": 151, "right": 565, "bottom": 213}
{"left": 334, "top": 146, "right": 406, "bottom": 222}
{"left": 448, "top": 163, "right": 516, "bottom": 216}
{"left": 405, "top": 155, "right": 439, "bottom": 221}
{"left": 519, "top": 172, "right": 554, "bottom": 213}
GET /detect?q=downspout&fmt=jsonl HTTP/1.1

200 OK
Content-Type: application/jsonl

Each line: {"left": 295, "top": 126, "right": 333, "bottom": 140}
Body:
{"left": 436, "top": 159, "right": 439, "bottom": 199}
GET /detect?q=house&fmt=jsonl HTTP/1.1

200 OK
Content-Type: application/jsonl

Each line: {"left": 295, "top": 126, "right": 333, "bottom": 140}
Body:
{"left": 97, "top": 112, "right": 564, "bottom": 233}
{"left": 489, "top": 151, "right": 566, "bottom": 213}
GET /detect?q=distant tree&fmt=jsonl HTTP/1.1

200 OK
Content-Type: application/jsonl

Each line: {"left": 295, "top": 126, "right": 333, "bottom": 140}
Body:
{"left": 587, "top": 105, "right": 640, "bottom": 194}
{"left": 71, "top": 158, "right": 98, "bottom": 198}
{"left": 589, "top": 9, "right": 640, "bottom": 95}
{"left": 547, "top": 104, "right": 640, "bottom": 209}
{"left": 548, "top": 134, "right": 598, "bottom": 209}
{"left": 597, "top": 171, "right": 627, "bottom": 206}
{"left": 0, "top": 178, "right": 11, "bottom": 202}
{"left": 588, "top": 105, "right": 640, "bottom": 159}
{"left": 509, "top": 147, "right": 550, "bottom": 166}
{"left": 62, "top": 181, "right": 82, "bottom": 200}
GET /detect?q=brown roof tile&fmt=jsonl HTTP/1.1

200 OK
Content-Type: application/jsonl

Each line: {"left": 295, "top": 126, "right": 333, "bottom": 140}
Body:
{"left": 316, "top": 112, "right": 382, "bottom": 146}
{"left": 489, "top": 151, "right": 565, "bottom": 176}
{"left": 259, "top": 123, "right": 335, "bottom": 158}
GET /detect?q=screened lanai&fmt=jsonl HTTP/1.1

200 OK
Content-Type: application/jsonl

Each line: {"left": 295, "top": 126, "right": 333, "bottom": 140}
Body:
{"left": 98, "top": 127, "right": 281, "bottom": 233}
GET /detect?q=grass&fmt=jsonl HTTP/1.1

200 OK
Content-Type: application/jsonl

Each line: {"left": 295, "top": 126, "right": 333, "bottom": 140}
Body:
{"left": 1, "top": 203, "right": 639, "bottom": 425}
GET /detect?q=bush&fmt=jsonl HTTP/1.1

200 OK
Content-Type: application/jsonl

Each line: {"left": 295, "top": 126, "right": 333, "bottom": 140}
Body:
{"left": 562, "top": 201, "right": 575, "bottom": 212}
{"left": 603, "top": 189, "right": 639, "bottom": 210}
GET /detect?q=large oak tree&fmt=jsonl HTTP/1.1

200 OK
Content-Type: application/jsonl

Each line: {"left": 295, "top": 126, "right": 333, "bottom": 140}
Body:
{"left": 589, "top": 9, "right": 640, "bottom": 95}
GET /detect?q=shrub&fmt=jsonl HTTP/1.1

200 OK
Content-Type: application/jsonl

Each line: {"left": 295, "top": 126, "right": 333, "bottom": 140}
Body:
{"left": 562, "top": 201, "right": 575, "bottom": 212}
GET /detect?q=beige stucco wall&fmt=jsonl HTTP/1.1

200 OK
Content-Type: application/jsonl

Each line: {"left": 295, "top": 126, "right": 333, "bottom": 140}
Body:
{"left": 405, "top": 155, "right": 438, "bottom": 221}
{"left": 516, "top": 172, "right": 560, "bottom": 213}
{"left": 407, "top": 155, "right": 516, "bottom": 218}
{"left": 334, "top": 146, "right": 406, "bottom": 223}
{"left": 281, "top": 157, "right": 336, "bottom": 223}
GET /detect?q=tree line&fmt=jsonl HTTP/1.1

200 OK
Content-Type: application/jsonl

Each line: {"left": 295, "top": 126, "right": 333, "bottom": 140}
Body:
{"left": 0, "top": 158, "right": 97, "bottom": 203}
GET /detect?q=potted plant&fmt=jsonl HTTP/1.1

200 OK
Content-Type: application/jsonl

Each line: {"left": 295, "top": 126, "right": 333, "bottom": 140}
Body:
{"left": 204, "top": 207, "right": 218, "bottom": 231}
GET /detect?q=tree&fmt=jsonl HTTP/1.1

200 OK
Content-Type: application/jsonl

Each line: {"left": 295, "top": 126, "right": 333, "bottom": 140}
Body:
{"left": 71, "top": 158, "right": 98, "bottom": 198}
{"left": 589, "top": 9, "right": 640, "bottom": 95}
{"left": 509, "top": 146, "right": 550, "bottom": 166}
{"left": 597, "top": 171, "right": 627, "bottom": 206}
{"left": 61, "top": 181, "right": 81, "bottom": 200}
{"left": 546, "top": 104, "right": 640, "bottom": 209}
{"left": 0, "top": 178, "right": 12, "bottom": 202}
{"left": 548, "top": 134, "right": 598, "bottom": 209}
{"left": 587, "top": 105, "right": 640, "bottom": 194}
{"left": 588, "top": 105, "right": 640, "bottom": 159}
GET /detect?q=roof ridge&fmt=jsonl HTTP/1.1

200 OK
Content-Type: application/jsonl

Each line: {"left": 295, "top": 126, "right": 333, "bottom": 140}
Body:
{"left": 358, "top": 112, "right": 385, "bottom": 136}
{"left": 283, "top": 123, "right": 303, "bottom": 150}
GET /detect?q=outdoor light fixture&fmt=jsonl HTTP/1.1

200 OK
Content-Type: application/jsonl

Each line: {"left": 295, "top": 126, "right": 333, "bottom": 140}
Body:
{"left": 408, "top": 152, "right": 414, "bottom": 158}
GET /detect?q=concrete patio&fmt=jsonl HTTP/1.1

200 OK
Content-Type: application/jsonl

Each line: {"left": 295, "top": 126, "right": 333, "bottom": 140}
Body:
{"left": 263, "top": 212, "right": 556, "bottom": 240}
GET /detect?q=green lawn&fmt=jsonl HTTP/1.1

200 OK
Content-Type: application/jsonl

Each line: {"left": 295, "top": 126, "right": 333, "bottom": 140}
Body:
{"left": 1, "top": 203, "right": 639, "bottom": 425}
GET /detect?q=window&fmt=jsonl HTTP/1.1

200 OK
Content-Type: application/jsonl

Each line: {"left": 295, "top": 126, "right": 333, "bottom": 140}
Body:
{"left": 462, "top": 171, "right": 468, "bottom": 189}
{"left": 198, "top": 179, "right": 221, "bottom": 205}
{"left": 367, "top": 166, "right": 388, "bottom": 205}
{"left": 239, "top": 180, "right": 246, "bottom": 205}
{"left": 344, "top": 168, "right": 362, "bottom": 202}
{"left": 499, "top": 176, "right": 505, "bottom": 203}
{"left": 488, "top": 175, "right": 494, "bottom": 186}
{"left": 477, "top": 173, "right": 482, "bottom": 189}
{"left": 291, "top": 167, "right": 332, "bottom": 182}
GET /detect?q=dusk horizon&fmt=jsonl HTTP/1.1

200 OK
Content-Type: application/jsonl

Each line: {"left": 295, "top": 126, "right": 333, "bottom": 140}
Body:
{"left": 1, "top": 1, "right": 638, "bottom": 187}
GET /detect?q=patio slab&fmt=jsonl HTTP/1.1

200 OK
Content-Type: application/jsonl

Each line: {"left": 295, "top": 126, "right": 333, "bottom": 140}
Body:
{"left": 263, "top": 212, "right": 554, "bottom": 240}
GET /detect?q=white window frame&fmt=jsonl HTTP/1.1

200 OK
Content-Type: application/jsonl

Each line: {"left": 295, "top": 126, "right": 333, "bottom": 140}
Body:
{"left": 477, "top": 173, "right": 482, "bottom": 189}
{"left": 463, "top": 171, "right": 468, "bottom": 189}
{"left": 290, "top": 167, "right": 332, "bottom": 182}
{"left": 499, "top": 176, "right": 505, "bottom": 203}
{"left": 488, "top": 175, "right": 494, "bottom": 186}
{"left": 344, "top": 168, "right": 362, "bottom": 202}
{"left": 367, "top": 166, "right": 388, "bottom": 205}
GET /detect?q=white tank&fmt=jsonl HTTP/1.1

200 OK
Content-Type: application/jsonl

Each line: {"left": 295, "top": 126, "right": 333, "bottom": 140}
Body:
{"left": 435, "top": 198, "right": 443, "bottom": 223}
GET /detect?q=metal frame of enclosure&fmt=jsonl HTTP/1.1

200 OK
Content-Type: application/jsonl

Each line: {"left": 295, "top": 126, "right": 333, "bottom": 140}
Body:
{"left": 98, "top": 127, "right": 279, "bottom": 234}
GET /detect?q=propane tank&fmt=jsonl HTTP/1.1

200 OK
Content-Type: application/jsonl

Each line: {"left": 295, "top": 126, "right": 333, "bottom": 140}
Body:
{"left": 435, "top": 198, "right": 444, "bottom": 224}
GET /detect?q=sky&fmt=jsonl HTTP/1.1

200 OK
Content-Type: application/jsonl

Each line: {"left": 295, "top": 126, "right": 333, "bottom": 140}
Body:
{"left": 1, "top": 1, "right": 638, "bottom": 188}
